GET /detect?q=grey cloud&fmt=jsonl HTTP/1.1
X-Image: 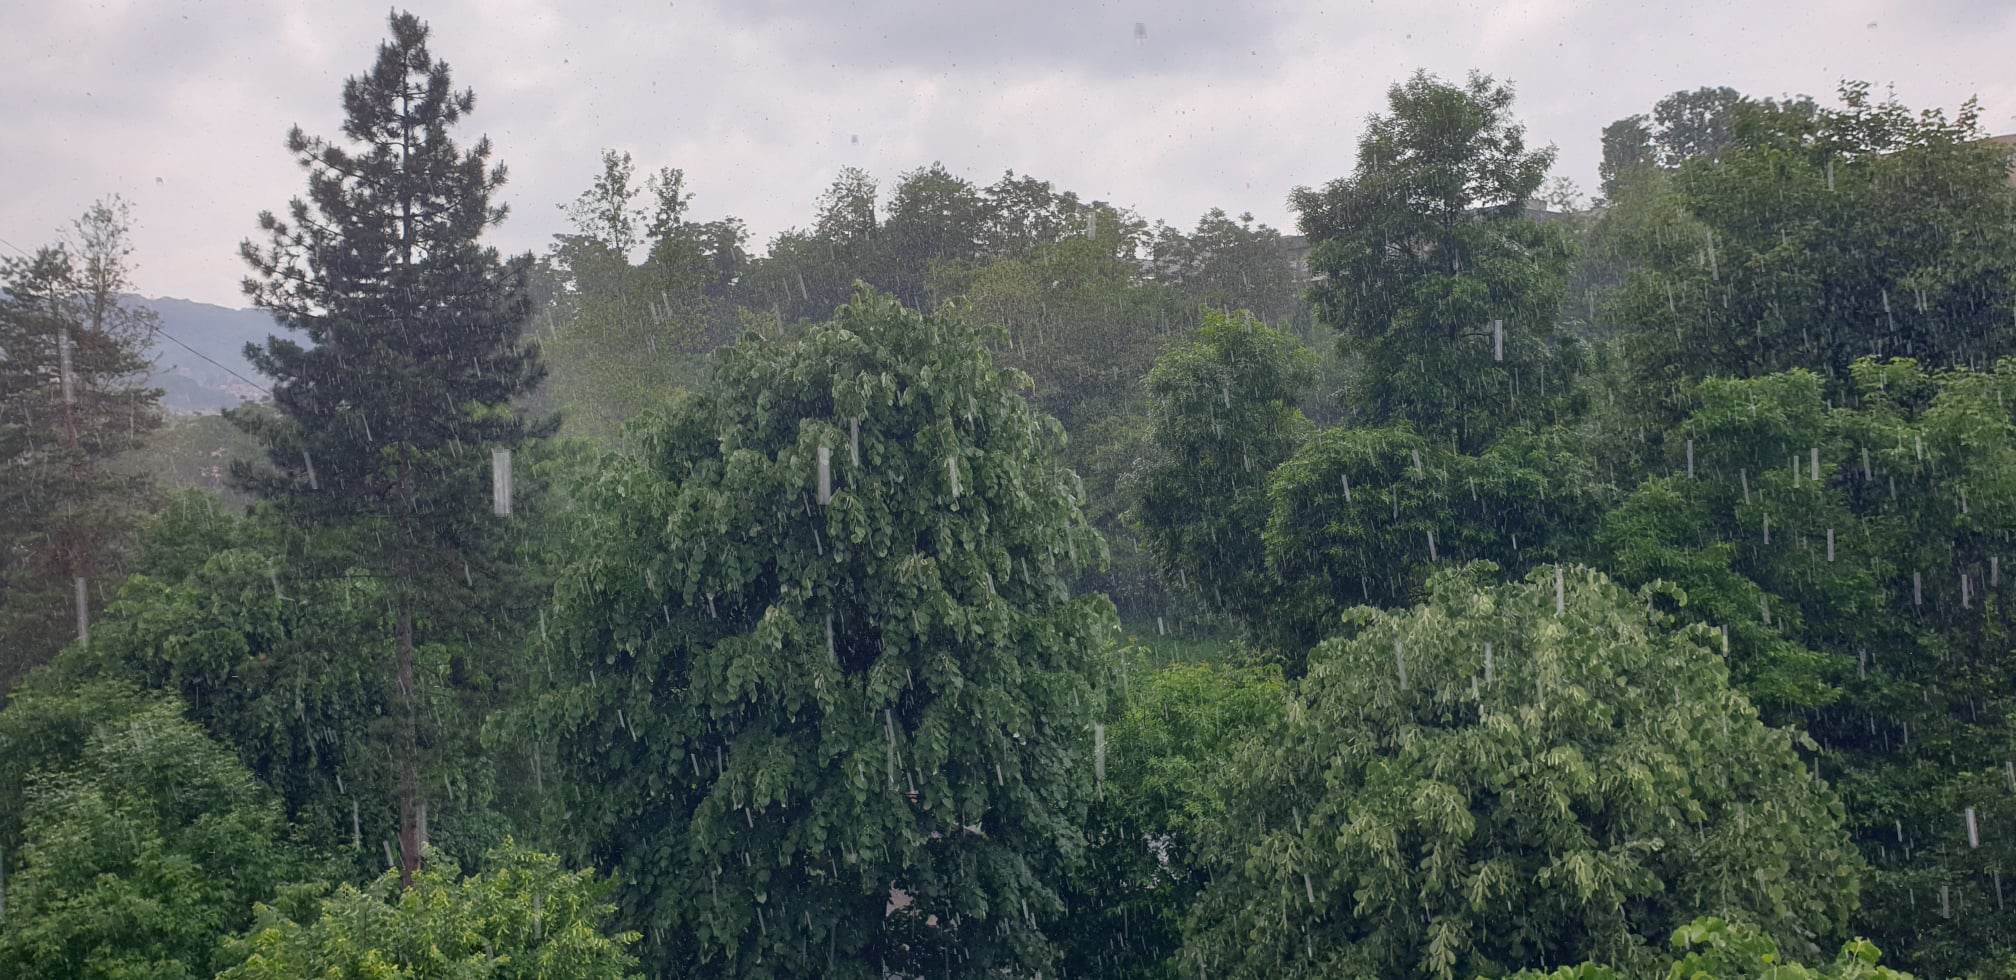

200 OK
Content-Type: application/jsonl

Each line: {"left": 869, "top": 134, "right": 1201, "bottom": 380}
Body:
{"left": 709, "top": 0, "right": 1297, "bottom": 78}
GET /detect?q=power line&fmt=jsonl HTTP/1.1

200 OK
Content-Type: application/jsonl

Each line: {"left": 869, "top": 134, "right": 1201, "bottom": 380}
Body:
{"left": 145, "top": 322, "right": 273, "bottom": 396}
{"left": 1, "top": 229, "right": 273, "bottom": 396}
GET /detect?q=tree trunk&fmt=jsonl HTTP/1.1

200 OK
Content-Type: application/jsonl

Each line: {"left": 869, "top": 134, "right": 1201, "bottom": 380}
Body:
{"left": 396, "top": 596, "right": 421, "bottom": 887}
{"left": 57, "top": 317, "right": 88, "bottom": 646}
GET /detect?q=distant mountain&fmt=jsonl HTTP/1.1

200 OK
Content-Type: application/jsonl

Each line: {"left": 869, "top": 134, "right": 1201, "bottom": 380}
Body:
{"left": 132, "top": 295, "right": 282, "bottom": 413}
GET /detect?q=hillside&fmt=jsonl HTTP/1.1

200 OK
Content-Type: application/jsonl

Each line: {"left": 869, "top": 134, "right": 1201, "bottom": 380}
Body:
{"left": 134, "top": 295, "right": 277, "bottom": 413}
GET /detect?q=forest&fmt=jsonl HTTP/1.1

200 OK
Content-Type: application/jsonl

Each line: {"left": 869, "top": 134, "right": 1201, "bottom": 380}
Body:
{"left": 3, "top": 10, "right": 2015, "bottom": 979}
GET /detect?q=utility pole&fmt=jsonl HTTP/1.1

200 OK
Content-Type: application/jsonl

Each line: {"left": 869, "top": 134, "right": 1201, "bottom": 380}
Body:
{"left": 56, "top": 309, "right": 87, "bottom": 646}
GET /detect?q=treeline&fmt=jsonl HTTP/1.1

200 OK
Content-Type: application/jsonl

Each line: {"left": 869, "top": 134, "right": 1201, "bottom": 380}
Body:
{"left": 2, "top": 9, "right": 2014, "bottom": 979}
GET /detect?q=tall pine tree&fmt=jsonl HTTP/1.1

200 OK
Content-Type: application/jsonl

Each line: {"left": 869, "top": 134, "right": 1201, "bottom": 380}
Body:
{"left": 235, "top": 10, "right": 548, "bottom": 885}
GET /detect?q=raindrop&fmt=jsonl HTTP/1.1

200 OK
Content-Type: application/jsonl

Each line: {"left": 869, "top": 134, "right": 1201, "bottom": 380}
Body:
{"left": 491, "top": 448, "right": 513, "bottom": 517}
{"left": 1826, "top": 528, "right": 1835, "bottom": 562}
{"left": 1093, "top": 723, "right": 1106, "bottom": 797}
{"left": 1554, "top": 565, "right": 1566, "bottom": 616}
{"left": 1685, "top": 439, "right": 1694, "bottom": 478}
{"left": 1965, "top": 806, "right": 1980, "bottom": 849}
{"left": 1491, "top": 319, "right": 1504, "bottom": 362}
{"left": 817, "top": 446, "right": 832, "bottom": 505}
{"left": 885, "top": 709, "right": 899, "bottom": 788}
{"left": 302, "top": 449, "right": 319, "bottom": 490}
{"left": 1394, "top": 637, "right": 1407, "bottom": 689}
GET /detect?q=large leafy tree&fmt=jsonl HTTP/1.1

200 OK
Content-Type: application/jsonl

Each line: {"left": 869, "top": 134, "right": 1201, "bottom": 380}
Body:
{"left": 975, "top": 170, "right": 1098, "bottom": 259}
{"left": 1292, "top": 70, "right": 1583, "bottom": 452}
{"left": 1593, "top": 360, "right": 2016, "bottom": 976}
{"left": 216, "top": 841, "right": 640, "bottom": 979}
{"left": 1263, "top": 423, "right": 1606, "bottom": 634}
{"left": 1606, "top": 83, "right": 2016, "bottom": 398}
{"left": 0, "top": 198, "right": 164, "bottom": 692}
{"left": 879, "top": 162, "right": 989, "bottom": 309}
{"left": 0, "top": 692, "right": 313, "bottom": 979}
{"left": 530, "top": 289, "right": 1114, "bottom": 977}
{"left": 234, "top": 10, "right": 549, "bottom": 885}
{"left": 1181, "top": 565, "right": 1862, "bottom": 979}
{"left": 1134, "top": 311, "right": 1315, "bottom": 654}
{"left": 1598, "top": 115, "right": 1659, "bottom": 201}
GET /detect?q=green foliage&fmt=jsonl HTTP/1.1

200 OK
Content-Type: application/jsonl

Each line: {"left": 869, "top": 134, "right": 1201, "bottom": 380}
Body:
{"left": 1293, "top": 70, "right": 1584, "bottom": 450}
{"left": 1147, "top": 208, "right": 1307, "bottom": 329}
{"left": 116, "top": 412, "right": 263, "bottom": 506}
{"left": 0, "top": 675, "right": 160, "bottom": 852}
{"left": 1135, "top": 311, "right": 1315, "bottom": 652}
{"left": 235, "top": 10, "right": 553, "bottom": 883}
{"left": 0, "top": 694, "right": 311, "bottom": 979}
{"left": 1605, "top": 82, "right": 2016, "bottom": 396}
{"left": 1510, "top": 916, "right": 1914, "bottom": 979}
{"left": 0, "top": 198, "right": 165, "bottom": 692}
{"left": 1055, "top": 658, "right": 1288, "bottom": 979}
{"left": 1598, "top": 115, "right": 1657, "bottom": 201}
{"left": 1265, "top": 422, "right": 1608, "bottom": 637}
{"left": 216, "top": 840, "right": 639, "bottom": 979}
{"left": 945, "top": 228, "right": 1193, "bottom": 622}
{"left": 67, "top": 495, "right": 519, "bottom": 878}
{"left": 1182, "top": 565, "right": 1862, "bottom": 980}
{"left": 529, "top": 288, "right": 1115, "bottom": 977}
{"left": 539, "top": 150, "right": 743, "bottom": 442}
{"left": 950, "top": 233, "right": 1183, "bottom": 432}
{"left": 1594, "top": 358, "right": 2016, "bottom": 975}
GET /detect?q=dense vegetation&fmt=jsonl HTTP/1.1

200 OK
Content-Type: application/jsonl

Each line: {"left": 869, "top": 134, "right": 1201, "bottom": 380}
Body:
{"left": 3, "top": 11, "right": 2013, "bottom": 978}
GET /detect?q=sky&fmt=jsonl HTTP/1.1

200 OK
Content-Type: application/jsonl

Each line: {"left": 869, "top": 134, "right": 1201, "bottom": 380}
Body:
{"left": 3, "top": 0, "right": 2012, "bottom": 309}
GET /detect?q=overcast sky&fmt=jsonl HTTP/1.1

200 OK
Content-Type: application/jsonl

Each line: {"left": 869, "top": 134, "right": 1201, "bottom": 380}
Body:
{"left": 4, "top": 0, "right": 2012, "bottom": 308}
